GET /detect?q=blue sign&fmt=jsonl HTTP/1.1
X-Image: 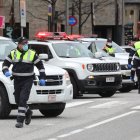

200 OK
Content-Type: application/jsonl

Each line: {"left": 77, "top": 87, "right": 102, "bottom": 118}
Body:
{"left": 68, "top": 16, "right": 77, "bottom": 26}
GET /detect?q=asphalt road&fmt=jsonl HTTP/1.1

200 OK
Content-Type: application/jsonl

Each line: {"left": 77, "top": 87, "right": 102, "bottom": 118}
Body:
{"left": 1, "top": 90, "right": 140, "bottom": 140}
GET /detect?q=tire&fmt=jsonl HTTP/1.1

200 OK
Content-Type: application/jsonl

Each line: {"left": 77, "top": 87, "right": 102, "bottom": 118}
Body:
{"left": 0, "top": 85, "right": 11, "bottom": 119}
{"left": 119, "top": 87, "right": 132, "bottom": 93}
{"left": 98, "top": 90, "right": 116, "bottom": 97}
{"left": 70, "top": 76, "right": 78, "bottom": 99}
{"left": 39, "top": 103, "right": 66, "bottom": 117}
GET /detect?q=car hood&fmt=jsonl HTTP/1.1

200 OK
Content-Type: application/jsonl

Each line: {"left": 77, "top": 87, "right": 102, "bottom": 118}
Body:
{"left": 115, "top": 53, "right": 129, "bottom": 60}
{"left": 101, "top": 56, "right": 128, "bottom": 65}
{"left": 0, "top": 62, "right": 66, "bottom": 76}
{"left": 60, "top": 57, "right": 118, "bottom": 64}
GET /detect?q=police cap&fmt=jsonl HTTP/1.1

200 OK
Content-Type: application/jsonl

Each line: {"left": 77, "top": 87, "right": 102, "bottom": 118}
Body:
{"left": 18, "top": 37, "right": 28, "bottom": 44}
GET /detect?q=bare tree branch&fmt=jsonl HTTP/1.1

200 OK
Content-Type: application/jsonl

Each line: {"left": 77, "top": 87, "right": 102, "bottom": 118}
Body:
{"left": 27, "top": 10, "right": 48, "bottom": 21}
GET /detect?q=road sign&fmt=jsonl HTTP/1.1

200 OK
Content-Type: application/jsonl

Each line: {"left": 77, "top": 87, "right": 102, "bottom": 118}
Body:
{"left": 0, "top": 16, "right": 5, "bottom": 28}
{"left": 20, "top": 0, "right": 26, "bottom": 27}
{"left": 68, "top": 16, "right": 77, "bottom": 26}
{"left": 48, "top": 4, "right": 52, "bottom": 16}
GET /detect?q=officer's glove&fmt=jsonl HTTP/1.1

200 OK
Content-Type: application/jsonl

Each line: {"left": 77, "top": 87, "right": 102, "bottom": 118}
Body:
{"left": 127, "top": 64, "right": 132, "bottom": 69}
{"left": 39, "top": 79, "right": 46, "bottom": 86}
{"left": 4, "top": 71, "right": 11, "bottom": 77}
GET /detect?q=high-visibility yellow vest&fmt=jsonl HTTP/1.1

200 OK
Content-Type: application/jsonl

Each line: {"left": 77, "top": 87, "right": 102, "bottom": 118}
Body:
{"left": 137, "top": 49, "right": 140, "bottom": 57}
{"left": 106, "top": 47, "right": 114, "bottom": 54}
{"left": 134, "top": 41, "right": 140, "bottom": 50}
{"left": 11, "top": 49, "right": 35, "bottom": 63}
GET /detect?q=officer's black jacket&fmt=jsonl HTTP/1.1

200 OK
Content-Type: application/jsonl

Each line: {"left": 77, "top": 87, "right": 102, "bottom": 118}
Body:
{"left": 131, "top": 50, "right": 140, "bottom": 78}
{"left": 128, "top": 45, "right": 135, "bottom": 65}
{"left": 2, "top": 47, "right": 46, "bottom": 79}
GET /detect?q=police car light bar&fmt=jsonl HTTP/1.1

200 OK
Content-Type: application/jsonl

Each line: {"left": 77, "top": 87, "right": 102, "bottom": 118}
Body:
{"left": 35, "top": 32, "right": 68, "bottom": 40}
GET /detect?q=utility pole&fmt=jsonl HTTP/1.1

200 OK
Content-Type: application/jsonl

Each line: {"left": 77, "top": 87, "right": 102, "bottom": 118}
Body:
{"left": 65, "top": 0, "right": 69, "bottom": 34}
{"left": 115, "top": 0, "right": 119, "bottom": 44}
{"left": 121, "top": 0, "right": 125, "bottom": 45}
{"left": 71, "top": 3, "right": 74, "bottom": 34}
{"left": 78, "top": 0, "right": 81, "bottom": 34}
{"left": 91, "top": 2, "right": 95, "bottom": 34}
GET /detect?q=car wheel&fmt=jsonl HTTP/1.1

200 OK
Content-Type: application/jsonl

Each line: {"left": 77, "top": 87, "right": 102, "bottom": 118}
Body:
{"left": 0, "top": 85, "right": 11, "bottom": 119}
{"left": 70, "top": 76, "right": 78, "bottom": 99}
{"left": 39, "top": 103, "right": 66, "bottom": 117}
{"left": 98, "top": 90, "right": 116, "bottom": 97}
{"left": 119, "top": 87, "right": 132, "bottom": 93}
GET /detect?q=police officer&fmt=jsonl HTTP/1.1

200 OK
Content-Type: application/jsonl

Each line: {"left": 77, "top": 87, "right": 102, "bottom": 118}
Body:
{"left": 103, "top": 38, "right": 115, "bottom": 57}
{"left": 131, "top": 48, "right": 140, "bottom": 94}
{"left": 128, "top": 35, "right": 140, "bottom": 69}
{"left": 2, "top": 37, "right": 46, "bottom": 128}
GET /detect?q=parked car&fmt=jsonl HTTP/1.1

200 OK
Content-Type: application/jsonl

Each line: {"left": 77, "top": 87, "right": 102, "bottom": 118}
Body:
{"left": 78, "top": 38, "right": 134, "bottom": 92}
{"left": 0, "top": 36, "right": 73, "bottom": 118}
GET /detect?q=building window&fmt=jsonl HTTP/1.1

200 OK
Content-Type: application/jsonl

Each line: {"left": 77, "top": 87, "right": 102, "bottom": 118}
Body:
{"left": 130, "top": 10, "right": 134, "bottom": 16}
{"left": 125, "top": 10, "right": 127, "bottom": 16}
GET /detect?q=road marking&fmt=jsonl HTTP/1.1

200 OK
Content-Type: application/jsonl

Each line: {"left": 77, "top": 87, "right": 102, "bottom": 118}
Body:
{"left": 89, "top": 101, "right": 127, "bottom": 109}
{"left": 131, "top": 105, "right": 140, "bottom": 110}
{"left": 53, "top": 111, "right": 137, "bottom": 139}
{"left": 66, "top": 101, "right": 93, "bottom": 108}
{"left": 58, "top": 129, "right": 84, "bottom": 138}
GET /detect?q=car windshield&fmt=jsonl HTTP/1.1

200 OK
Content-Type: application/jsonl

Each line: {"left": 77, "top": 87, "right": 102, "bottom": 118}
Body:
{"left": 0, "top": 40, "right": 17, "bottom": 60}
{"left": 82, "top": 42, "right": 109, "bottom": 57}
{"left": 52, "top": 42, "right": 94, "bottom": 58}
{"left": 94, "top": 41, "right": 126, "bottom": 53}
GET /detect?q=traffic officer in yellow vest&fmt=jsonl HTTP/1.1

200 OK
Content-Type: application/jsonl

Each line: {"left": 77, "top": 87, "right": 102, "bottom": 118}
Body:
{"left": 103, "top": 38, "right": 115, "bottom": 57}
{"left": 128, "top": 36, "right": 140, "bottom": 69}
{"left": 131, "top": 48, "right": 140, "bottom": 94}
{"left": 2, "top": 37, "right": 46, "bottom": 128}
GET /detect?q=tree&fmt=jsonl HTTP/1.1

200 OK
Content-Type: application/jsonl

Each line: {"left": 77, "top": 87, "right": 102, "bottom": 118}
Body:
{"left": 72, "top": 0, "right": 114, "bottom": 34}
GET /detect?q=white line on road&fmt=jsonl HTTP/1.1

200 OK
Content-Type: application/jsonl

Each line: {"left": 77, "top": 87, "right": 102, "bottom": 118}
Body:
{"left": 131, "top": 105, "right": 140, "bottom": 110}
{"left": 66, "top": 100, "right": 94, "bottom": 108}
{"left": 89, "top": 101, "right": 127, "bottom": 109}
{"left": 55, "top": 111, "right": 137, "bottom": 139}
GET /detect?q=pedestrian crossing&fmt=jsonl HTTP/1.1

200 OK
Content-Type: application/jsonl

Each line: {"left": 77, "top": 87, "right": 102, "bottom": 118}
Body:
{"left": 66, "top": 99, "right": 139, "bottom": 110}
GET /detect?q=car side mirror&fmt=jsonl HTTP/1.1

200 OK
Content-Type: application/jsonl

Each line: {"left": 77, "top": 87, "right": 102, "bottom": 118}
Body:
{"left": 39, "top": 54, "right": 48, "bottom": 61}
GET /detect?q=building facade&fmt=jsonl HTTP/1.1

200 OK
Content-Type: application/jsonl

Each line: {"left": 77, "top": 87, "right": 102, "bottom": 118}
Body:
{"left": 0, "top": 0, "right": 139, "bottom": 45}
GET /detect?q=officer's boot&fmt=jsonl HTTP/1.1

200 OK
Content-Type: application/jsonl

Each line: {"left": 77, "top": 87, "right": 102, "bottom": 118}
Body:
{"left": 15, "top": 122, "right": 23, "bottom": 128}
{"left": 25, "top": 109, "right": 33, "bottom": 125}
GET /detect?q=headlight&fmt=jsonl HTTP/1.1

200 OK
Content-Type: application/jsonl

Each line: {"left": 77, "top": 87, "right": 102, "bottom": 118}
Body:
{"left": 116, "top": 63, "right": 120, "bottom": 70}
{"left": 87, "top": 64, "right": 94, "bottom": 72}
{"left": 121, "top": 65, "right": 128, "bottom": 70}
{"left": 64, "top": 72, "right": 71, "bottom": 85}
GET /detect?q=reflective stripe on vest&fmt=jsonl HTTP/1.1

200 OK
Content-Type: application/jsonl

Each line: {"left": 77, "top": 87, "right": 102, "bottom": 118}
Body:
{"left": 106, "top": 47, "right": 114, "bottom": 54}
{"left": 11, "top": 49, "right": 35, "bottom": 63}
{"left": 134, "top": 41, "right": 140, "bottom": 50}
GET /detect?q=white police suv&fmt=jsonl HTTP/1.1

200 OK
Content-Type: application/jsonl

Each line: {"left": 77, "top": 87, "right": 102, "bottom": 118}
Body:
{"left": 0, "top": 36, "right": 73, "bottom": 118}
{"left": 78, "top": 38, "right": 134, "bottom": 92}
{"left": 27, "top": 33, "right": 122, "bottom": 98}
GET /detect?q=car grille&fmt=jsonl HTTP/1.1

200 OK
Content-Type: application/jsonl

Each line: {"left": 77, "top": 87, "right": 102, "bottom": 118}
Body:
{"left": 36, "top": 89, "right": 62, "bottom": 94}
{"left": 34, "top": 75, "right": 63, "bottom": 86}
{"left": 93, "top": 63, "right": 118, "bottom": 72}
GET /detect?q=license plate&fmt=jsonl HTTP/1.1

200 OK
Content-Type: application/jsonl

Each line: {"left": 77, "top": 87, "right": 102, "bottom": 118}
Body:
{"left": 48, "top": 94, "right": 56, "bottom": 102}
{"left": 106, "top": 77, "right": 115, "bottom": 82}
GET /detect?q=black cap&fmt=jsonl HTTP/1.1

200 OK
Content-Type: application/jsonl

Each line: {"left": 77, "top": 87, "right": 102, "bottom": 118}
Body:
{"left": 107, "top": 38, "right": 112, "bottom": 43}
{"left": 17, "top": 37, "right": 28, "bottom": 44}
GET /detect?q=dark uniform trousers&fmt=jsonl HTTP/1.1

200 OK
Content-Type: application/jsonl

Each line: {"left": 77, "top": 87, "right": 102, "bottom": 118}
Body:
{"left": 14, "top": 77, "right": 33, "bottom": 123}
